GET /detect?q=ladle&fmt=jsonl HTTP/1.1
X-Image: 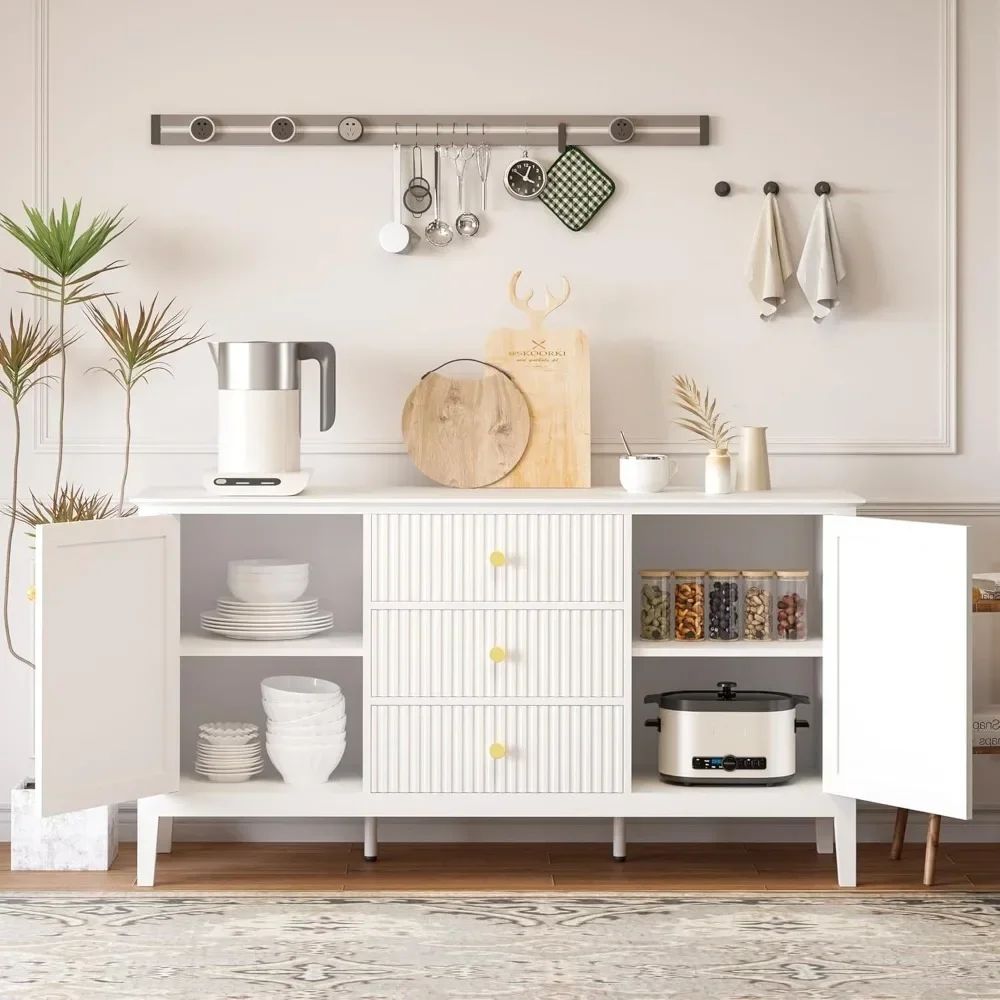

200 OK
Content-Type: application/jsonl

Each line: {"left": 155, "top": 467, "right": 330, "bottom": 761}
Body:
{"left": 455, "top": 145, "right": 480, "bottom": 237}
{"left": 424, "top": 146, "right": 454, "bottom": 248}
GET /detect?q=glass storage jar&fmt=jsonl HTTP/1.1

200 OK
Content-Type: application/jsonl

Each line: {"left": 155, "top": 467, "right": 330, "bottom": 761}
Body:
{"left": 742, "top": 571, "right": 775, "bottom": 640}
{"left": 639, "top": 570, "right": 671, "bottom": 641}
{"left": 706, "top": 571, "right": 741, "bottom": 640}
{"left": 776, "top": 571, "right": 808, "bottom": 640}
{"left": 673, "top": 572, "right": 705, "bottom": 640}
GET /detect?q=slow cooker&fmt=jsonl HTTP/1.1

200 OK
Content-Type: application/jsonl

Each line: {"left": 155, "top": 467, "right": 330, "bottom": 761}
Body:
{"left": 644, "top": 681, "right": 810, "bottom": 786}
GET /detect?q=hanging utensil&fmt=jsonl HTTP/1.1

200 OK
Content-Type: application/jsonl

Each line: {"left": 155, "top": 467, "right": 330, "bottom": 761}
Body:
{"left": 476, "top": 143, "right": 491, "bottom": 211}
{"left": 455, "top": 145, "right": 480, "bottom": 238}
{"left": 424, "top": 146, "right": 454, "bottom": 248}
{"left": 403, "top": 144, "right": 432, "bottom": 217}
{"left": 379, "top": 144, "right": 414, "bottom": 254}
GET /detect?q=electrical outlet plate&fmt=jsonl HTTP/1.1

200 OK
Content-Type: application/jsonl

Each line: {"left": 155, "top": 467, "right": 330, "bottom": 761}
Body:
{"left": 337, "top": 116, "right": 364, "bottom": 142}
{"left": 608, "top": 117, "right": 635, "bottom": 143}
{"left": 269, "top": 116, "right": 296, "bottom": 142}
{"left": 188, "top": 116, "right": 216, "bottom": 143}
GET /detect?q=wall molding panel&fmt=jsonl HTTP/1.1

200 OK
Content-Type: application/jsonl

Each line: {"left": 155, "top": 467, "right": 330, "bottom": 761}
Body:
{"left": 28, "top": 0, "right": 957, "bottom": 458}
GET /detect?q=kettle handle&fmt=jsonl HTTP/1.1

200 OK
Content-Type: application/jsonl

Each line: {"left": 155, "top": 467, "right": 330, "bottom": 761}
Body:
{"left": 297, "top": 342, "right": 336, "bottom": 431}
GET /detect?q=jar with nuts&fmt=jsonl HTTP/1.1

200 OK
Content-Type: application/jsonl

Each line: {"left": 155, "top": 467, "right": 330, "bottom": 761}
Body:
{"left": 673, "top": 571, "right": 706, "bottom": 641}
{"left": 639, "top": 571, "right": 672, "bottom": 640}
{"left": 706, "top": 571, "right": 740, "bottom": 640}
{"left": 742, "top": 571, "right": 775, "bottom": 640}
{"left": 776, "top": 570, "right": 808, "bottom": 641}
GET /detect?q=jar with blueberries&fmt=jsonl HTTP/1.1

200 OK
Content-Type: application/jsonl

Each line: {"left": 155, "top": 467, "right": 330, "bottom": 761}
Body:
{"left": 706, "top": 571, "right": 741, "bottom": 641}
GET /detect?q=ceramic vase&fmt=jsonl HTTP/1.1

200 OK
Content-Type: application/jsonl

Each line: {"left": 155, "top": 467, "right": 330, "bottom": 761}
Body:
{"left": 704, "top": 449, "right": 732, "bottom": 494}
{"left": 736, "top": 426, "right": 771, "bottom": 492}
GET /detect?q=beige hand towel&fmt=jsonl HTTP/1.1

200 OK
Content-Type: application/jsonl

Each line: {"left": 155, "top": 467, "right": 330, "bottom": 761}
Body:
{"left": 745, "top": 193, "right": 793, "bottom": 320}
{"left": 796, "top": 193, "right": 846, "bottom": 322}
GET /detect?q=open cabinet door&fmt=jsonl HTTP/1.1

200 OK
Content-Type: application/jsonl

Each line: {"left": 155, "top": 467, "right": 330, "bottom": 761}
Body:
{"left": 823, "top": 515, "right": 970, "bottom": 819}
{"left": 35, "top": 516, "right": 179, "bottom": 816}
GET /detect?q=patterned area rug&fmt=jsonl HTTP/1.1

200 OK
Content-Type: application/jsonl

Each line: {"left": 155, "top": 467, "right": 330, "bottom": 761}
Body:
{"left": 1, "top": 893, "right": 999, "bottom": 998}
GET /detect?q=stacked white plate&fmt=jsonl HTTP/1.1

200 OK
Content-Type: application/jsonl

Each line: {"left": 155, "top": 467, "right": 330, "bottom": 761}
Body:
{"left": 200, "top": 560, "right": 334, "bottom": 641}
{"left": 196, "top": 723, "right": 262, "bottom": 782}
{"left": 262, "top": 677, "right": 346, "bottom": 785}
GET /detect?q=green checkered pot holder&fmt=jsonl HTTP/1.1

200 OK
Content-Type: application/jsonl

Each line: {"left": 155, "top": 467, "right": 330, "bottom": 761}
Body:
{"left": 539, "top": 145, "right": 616, "bottom": 231}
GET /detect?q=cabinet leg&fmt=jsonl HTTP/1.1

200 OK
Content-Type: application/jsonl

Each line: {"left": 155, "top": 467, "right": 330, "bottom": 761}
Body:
{"left": 156, "top": 817, "right": 174, "bottom": 854}
{"left": 364, "top": 817, "right": 378, "bottom": 862}
{"left": 136, "top": 807, "right": 159, "bottom": 887}
{"left": 924, "top": 814, "right": 941, "bottom": 887}
{"left": 890, "top": 808, "right": 909, "bottom": 861}
{"left": 814, "top": 818, "right": 834, "bottom": 855}
{"left": 612, "top": 817, "right": 626, "bottom": 862}
{"left": 831, "top": 796, "right": 857, "bottom": 888}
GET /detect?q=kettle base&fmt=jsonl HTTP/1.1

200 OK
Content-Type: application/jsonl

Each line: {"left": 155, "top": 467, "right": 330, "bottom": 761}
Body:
{"left": 203, "top": 469, "right": 312, "bottom": 497}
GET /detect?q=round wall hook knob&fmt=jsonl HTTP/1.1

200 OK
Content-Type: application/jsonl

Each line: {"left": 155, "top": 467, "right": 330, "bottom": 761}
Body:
{"left": 815, "top": 181, "right": 832, "bottom": 195}
{"left": 489, "top": 646, "right": 507, "bottom": 663}
{"left": 714, "top": 181, "right": 731, "bottom": 197}
{"left": 763, "top": 181, "right": 780, "bottom": 195}
{"left": 489, "top": 550, "right": 506, "bottom": 568}
{"left": 489, "top": 742, "right": 507, "bottom": 760}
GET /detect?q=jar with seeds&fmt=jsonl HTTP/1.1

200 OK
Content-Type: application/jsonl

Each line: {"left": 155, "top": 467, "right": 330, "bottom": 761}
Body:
{"left": 673, "top": 571, "right": 706, "bottom": 641}
{"left": 639, "top": 570, "right": 672, "bottom": 641}
{"left": 776, "top": 571, "right": 809, "bottom": 640}
{"left": 742, "top": 571, "right": 775, "bottom": 640}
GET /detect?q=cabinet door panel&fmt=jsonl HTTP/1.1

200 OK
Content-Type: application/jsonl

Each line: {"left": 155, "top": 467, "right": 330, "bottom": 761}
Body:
{"left": 370, "top": 513, "right": 624, "bottom": 602}
{"left": 370, "top": 609, "right": 625, "bottom": 698}
{"left": 35, "top": 516, "right": 179, "bottom": 816}
{"left": 370, "top": 704, "right": 624, "bottom": 793}
{"left": 823, "top": 515, "right": 969, "bottom": 819}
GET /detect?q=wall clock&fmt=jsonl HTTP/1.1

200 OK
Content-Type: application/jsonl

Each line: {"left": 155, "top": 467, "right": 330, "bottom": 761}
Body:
{"left": 504, "top": 149, "right": 547, "bottom": 200}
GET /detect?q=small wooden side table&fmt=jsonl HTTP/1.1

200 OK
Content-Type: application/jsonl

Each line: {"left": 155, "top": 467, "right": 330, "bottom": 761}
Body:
{"left": 890, "top": 746, "right": 1000, "bottom": 885}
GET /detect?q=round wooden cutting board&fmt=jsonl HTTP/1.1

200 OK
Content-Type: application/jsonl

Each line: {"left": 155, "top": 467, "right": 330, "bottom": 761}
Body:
{"left": 402, "top": 361, "right": 530, "bottom": 488}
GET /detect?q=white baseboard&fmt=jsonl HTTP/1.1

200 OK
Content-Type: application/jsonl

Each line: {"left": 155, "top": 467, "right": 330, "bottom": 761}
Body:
{"left": 4, "top": 808, "right": 1000, "bottom": 846}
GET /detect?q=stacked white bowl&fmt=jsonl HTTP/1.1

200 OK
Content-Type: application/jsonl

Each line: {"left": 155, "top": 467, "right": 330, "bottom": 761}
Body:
{"left": 262, "top": 676, "right": 346, "bottom": 785}
{"left": 227, "top": 559, "right": 309, "bottom": 605}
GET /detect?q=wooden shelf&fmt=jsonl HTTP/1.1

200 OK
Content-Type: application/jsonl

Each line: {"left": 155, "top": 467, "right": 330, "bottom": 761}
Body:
{"left": 180, "top": 632, "right": 363, "bottom": 657}
{"left": 632, "top": 638, "right": 823, "bottom": 658}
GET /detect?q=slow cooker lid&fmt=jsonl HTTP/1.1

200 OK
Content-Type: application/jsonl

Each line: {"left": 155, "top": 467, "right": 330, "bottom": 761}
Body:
{"left": 645, "top": 681, "right": 809, "bottom": 712}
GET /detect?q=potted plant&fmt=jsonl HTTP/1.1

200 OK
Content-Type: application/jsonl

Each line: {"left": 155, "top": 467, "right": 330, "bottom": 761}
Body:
{"left": 0, "top": 200, "right": 204, "bottom": 870}
{"left": 671, "top": 375, "right": 735, "bottom": 494}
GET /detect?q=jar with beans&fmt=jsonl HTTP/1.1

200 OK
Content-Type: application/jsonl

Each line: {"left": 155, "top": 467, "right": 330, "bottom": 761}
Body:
{"left": 776, "top": 570, "right": 808, "bottom": 640}
{"left": 639, "top": 570, "right": 672, "bottom": 641}
{"left": 707, "top": 571, "right": 740, "bottom": 641}
{"left": 742, "top": 571, "right": 775, "bottom": 640}
{"left": 673, "top": 572, "right": 705, "bottom": 641}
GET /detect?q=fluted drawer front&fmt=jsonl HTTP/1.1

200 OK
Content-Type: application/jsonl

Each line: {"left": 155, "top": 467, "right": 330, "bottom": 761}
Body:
{"left": 370, "top": 609, "right": 625, "bottom": 698}
{"left": 369, "top": 513, "right": 624, "bottom": 602}
{"left": 370, "top": 705, "right": 624, "bottom": 793}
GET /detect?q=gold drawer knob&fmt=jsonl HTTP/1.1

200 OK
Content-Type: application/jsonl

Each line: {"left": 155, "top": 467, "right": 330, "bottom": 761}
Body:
{"left": 489, "top": 550, "right": 506, "bottom": 568}
{"left": 489, "top": 742, "right": 507, "bottom": 760}
{"left": 489, "top": 646, "right": 506, "bottom": 663}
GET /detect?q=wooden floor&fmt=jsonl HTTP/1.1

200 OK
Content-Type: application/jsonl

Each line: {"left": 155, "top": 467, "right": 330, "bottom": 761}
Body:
{"left": 1, "top": 842, "right": 999, "bottom": 891}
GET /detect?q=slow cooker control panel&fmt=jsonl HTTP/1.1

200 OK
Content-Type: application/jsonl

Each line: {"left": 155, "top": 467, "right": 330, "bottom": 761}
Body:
{"left": 692, "top": 755, "right": 767, "bottom": 771}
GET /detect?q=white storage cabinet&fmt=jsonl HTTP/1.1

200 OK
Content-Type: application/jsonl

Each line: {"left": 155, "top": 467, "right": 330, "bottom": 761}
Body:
{"left": 28, "top": 488, "right": 971, "bottom": 887}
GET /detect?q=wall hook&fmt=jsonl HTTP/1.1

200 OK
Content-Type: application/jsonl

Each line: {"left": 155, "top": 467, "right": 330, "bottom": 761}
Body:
{"left": 763, "top": 181, "right": 780, "bottom": 195}
{"left": 714, "top": 181, "right": 731, "bottom": 197}
{"left": 814, "top": 181, "right": 831, "bottom": 195}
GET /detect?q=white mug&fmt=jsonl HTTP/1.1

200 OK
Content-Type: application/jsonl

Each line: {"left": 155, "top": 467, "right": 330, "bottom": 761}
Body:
{"left": 619, "top": 454, "right": 679, "bottom": 493}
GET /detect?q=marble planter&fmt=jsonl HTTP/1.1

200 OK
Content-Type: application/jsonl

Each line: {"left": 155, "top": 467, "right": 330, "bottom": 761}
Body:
{"left": 10, "top": 781, "right": 118, "bottom": 871}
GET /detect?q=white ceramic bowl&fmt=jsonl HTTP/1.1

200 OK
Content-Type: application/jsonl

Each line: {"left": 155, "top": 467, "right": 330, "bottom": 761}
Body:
{"left": 261, "top": 676, "right": 342, "bottom": 702}
{"left": 229, "top": 559, "right": 308, "bottom": 573}
{"left": 262, "top": 700, "right": 346, "bottom": 724}
{"left": 266, "top": 740, "right": 346, "bottom": 785}
{"left": 265, "top": 728, "right": 346, "bottom": 745}
{"left": 267, "top": 715, "right": 346, "bottom": 737}
{"left": 228, "top": 576, "right": 308, "bottom": 605}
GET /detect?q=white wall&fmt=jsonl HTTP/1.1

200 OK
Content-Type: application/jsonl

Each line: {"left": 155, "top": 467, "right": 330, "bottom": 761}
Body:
{"left": 1, "top": 0, "right": 998, "bottom": 840}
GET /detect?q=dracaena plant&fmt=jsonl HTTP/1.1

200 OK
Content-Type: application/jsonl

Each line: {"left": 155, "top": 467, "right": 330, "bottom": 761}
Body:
{"left": 85, "top": 296, "right": 206, "bottom": 514}
{"left": 0, "top": 312, "right": 65, "bottom": 667}
{"left": 0, "top": 199, "right": 130, "bottom": 499}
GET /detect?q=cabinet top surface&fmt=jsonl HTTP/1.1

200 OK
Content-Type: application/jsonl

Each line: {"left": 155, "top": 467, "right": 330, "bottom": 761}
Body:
{"left": 133, "top": 486, "right": 865, "bottom": 515}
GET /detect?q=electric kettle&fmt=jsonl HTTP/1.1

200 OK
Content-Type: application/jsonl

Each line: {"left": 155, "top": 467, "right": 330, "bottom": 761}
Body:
{"left": 205, "top": 341, "right": 336, "bottom": 496}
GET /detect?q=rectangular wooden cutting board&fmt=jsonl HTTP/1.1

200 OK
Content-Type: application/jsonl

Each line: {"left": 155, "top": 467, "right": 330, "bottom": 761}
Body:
{"left": 486, "top": 274, "right": 590, "bottom": 488}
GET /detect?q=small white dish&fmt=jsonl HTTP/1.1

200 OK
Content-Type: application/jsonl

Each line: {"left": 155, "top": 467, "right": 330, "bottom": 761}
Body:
{"left": 217, "top": 597, "right": 318, "bottom": 610}
{"left": 200, "top": 623, "right": 335, "bottom": 641}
